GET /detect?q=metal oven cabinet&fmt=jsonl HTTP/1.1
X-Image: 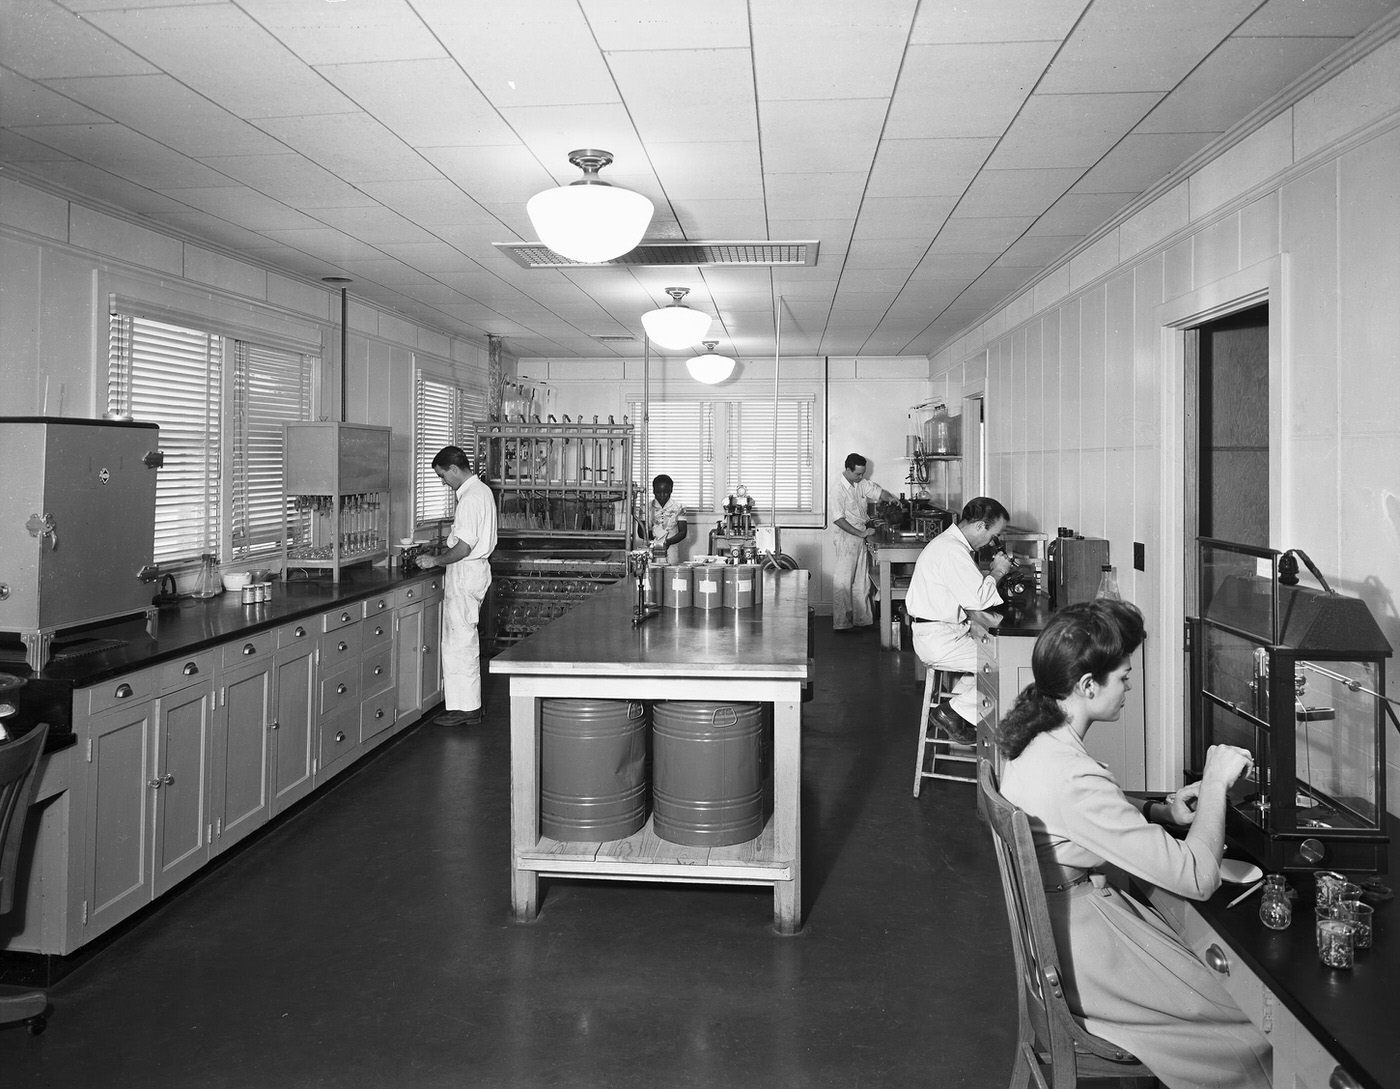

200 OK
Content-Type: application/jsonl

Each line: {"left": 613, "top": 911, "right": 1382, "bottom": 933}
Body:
{"left": 1191, "top": 539, "right": 1390, "bottom": 874}
{"left": 0, "top": 417, "right": 161, "bottom": 668}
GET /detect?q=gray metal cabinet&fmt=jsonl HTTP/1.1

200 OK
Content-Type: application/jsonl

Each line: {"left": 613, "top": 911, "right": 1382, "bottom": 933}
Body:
{"left": 270, "top": 620, "right": 316, "bottom": 816}
{"left": 213, "top": 633, "right": 274, "bottom": 854}
{"left": 394, "top": 576, "right": 443, "bottom": 721}
{"left": 152, "top": 665, "right": 214, "bottom": 896}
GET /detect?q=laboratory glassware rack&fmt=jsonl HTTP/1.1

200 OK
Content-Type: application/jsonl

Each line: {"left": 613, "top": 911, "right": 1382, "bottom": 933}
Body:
{"left": 282, "top": 422, "right": 391, "bottom": 582}
{"left": 472, "top": 417, "right": 634, "bottom": 650}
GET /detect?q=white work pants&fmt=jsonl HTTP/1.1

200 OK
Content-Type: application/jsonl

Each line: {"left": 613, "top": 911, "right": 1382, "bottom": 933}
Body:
{"left": 912, "top": 621, "right": 977, "bottom": 724}
{"left": 832, "top": 536, "right": 873, "bottom": 629}
{"left": 442, "top": 560, "right": 491, "bottom": 712}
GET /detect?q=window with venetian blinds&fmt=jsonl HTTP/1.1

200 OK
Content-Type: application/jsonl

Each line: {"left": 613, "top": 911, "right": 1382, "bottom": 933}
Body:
{"left": 413, "top": 370, "right": 487, "bottom": 526}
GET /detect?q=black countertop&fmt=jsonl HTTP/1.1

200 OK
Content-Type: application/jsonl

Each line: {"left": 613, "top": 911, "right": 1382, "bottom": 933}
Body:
{"left": 974, "top": 595, "right": 1056, "bottom": 637}
{"left": 1190, "top": 830, "right": 1399, "bottom": 1089}
{"left": 3, "top": 567, "right": 438, "bottom": 691}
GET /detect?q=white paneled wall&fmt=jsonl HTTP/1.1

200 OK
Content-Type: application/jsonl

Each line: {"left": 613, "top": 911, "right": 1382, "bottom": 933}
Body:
{"left": 931, "top": 39, "right": 1400, "bottom": 803}
{"left": 0, "top": 177, "right": 499, "bottom": 546}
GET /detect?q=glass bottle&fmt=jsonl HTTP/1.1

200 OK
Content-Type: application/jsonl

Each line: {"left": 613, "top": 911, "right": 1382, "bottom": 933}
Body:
{"left": 1259, "top": 874, "right": 1292, "bottom": 930}
{"left": 192, "top": 553, "right": 222, "bottom": 599}
{"left": 1095, "top": 564, "right": 1121, "bottom": 601}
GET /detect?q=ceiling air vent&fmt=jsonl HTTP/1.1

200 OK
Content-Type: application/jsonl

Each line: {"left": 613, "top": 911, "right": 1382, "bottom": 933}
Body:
{"left": 494, "top": 239, "right": 819, "bottom": 269}
{"left": 592, "top": 334, "right": 636, "bottom": 343}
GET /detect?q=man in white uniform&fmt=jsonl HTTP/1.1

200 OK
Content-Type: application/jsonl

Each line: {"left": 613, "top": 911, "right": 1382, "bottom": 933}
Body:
{"left": 417, "top": 446, "right": 497, "bottom": 726}
{"left": 904, "top": 497, "right": 1013, "bottom": 742}
{"left": 831, "top": 452, "right": 896, "bottom": 633}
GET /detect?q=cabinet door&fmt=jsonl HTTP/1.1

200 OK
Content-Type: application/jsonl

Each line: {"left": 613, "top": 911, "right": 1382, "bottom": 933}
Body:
{"left": 420, "top": 597, "right": 443, "bottom": 708}
{"left": 395, "top": 602, "right": 426, "bottom": 719}
{"left": 214, "top": 658, "right": 272, "bottom": 854}
{"left": 152, "top": 683, "right": 213, "bottom": 896}
{"left": 85, "top": 699, "right": 156, "bottom": 936}
{"left": 270, "top": 642, "right": 316, "bottom": 816}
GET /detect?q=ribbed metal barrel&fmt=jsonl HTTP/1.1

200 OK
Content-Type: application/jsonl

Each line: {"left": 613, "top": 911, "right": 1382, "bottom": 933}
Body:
{"left": 722, "top": 565, "right": 759, "bottom": 610}
{"left": 662, "top": 565, "right": 692, "bottom": 609}
{"left": 652, "top": 700, "right": 765, "bottom": 847}
{"left": 691, "top": 566, "right": 724, "bottom": 612}
{"left": 540, "top": 699, "right": 649, "bottom": 842}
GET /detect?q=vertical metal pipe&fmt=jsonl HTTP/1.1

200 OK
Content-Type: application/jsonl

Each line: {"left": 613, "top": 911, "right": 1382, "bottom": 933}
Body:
{"left": 771, "top": 296, "right": 783, "bottom": 526}
{"left": 640, "top": 336, "right": 650, "bottom": 552}
{"left": 339, "top": 286, "right": 348, "bottom": 422}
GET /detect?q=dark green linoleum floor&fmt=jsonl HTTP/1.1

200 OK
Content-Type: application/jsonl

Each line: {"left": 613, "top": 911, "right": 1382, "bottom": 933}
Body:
{"left": 0, "top": 623, "right": 1016, "bottom": 1088}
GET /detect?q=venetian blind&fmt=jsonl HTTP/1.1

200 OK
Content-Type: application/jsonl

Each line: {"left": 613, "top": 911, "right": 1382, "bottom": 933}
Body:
{"left": 108, "top": 313, "right": 222, "bottom": 566}
{"left": 628, "top": 400, "right": 714, "bottom": 511}
{"left": 231, "top": 342, "right": 312, "bottom": 558}
{"left": 414, "top": 371, "right": 485, "bottom": 526}
{"left": 727, "top": 399, "right": 814, "bottom": 512}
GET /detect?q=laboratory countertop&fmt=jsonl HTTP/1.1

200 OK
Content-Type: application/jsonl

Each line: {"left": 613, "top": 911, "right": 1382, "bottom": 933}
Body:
{"left": 4, "top": 566, "right": 439, "bottom": 690}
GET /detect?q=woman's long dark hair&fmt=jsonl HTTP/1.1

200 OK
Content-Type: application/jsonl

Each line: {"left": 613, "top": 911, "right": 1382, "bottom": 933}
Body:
{"left": 996, "top": 600, "right": 1146, "bottom": 760}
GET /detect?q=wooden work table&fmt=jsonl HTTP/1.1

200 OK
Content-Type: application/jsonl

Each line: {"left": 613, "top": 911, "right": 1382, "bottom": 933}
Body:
{"left": 490, "top": 570, "right": 810, "bottom": 933}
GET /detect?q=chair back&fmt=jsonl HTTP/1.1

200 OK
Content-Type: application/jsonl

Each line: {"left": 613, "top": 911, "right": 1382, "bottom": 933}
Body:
{"left": 0, "top": 724, "right": 48, "bottom": 916}
{"left": 977, "top": 759, "right": 1147, "bottom": 1089}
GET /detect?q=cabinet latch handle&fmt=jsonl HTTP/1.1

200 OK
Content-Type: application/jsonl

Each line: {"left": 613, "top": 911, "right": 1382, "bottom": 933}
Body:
{"left": 242, "top": 642, "right": 256, "bottom": 656}
{"left": 183, "top": 661, "right": 199, "bottom": 676}
{"left": 115, "top": 683, "right": 133, "bottom": 699}
{"left": 1204, "top": 943, "right": 1230, "bottom": 976}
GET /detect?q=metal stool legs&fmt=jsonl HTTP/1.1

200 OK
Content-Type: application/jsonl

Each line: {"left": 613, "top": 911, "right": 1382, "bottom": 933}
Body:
{"left": 913, "top": 667, "right": 976, "bottom": 796}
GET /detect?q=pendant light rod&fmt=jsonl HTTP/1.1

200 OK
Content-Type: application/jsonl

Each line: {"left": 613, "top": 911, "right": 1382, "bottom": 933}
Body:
{"left": 640, "top": 334, "right": 650, "bottom": 552}
{"left": 772, "top": 295, "right": 783, "bottom": 530}
{"left": 340, "top": 286, "right": 348, "bottom": 422}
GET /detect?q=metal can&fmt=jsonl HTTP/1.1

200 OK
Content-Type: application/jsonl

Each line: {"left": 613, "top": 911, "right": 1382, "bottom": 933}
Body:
{"left": 241, "top": 584, "right": 258, "bottom": 606}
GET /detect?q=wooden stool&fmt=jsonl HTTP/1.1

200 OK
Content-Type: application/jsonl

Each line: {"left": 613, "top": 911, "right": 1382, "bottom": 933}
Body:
{"left": 913, "top": 667, "right": 976, "bottom": 796}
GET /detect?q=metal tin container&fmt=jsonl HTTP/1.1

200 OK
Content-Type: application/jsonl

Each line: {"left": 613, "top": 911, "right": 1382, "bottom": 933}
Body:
{"left": 662, "top": 565, "right": 692, "bottom": 609}
{"left": 692, "top": 566, "right": 724, "bottom": 612}
{"left": 723, "top": 565, "right": 759, "bottom": 610}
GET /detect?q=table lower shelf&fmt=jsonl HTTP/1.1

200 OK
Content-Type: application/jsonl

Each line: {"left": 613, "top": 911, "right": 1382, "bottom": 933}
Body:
{"left": 518, "top": 815, "right": 792, "bottom": 884}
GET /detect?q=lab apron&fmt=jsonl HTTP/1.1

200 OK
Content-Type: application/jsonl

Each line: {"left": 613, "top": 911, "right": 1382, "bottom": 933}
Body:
{"left": 832, "top": 534, "right": 873, "bottom": 629}
{"left": 911, "top": 619, "right": 977, "bottom": 724}
{"left": 442, "top": 558, "right": 491, "bottom": 712}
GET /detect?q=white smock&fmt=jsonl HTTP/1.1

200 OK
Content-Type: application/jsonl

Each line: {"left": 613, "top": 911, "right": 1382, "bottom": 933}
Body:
{"left": 441, "top": 474, "right": 496, "bottom": 713}
{"left": 831, "top": 475, "right": 882, "bottom": 629}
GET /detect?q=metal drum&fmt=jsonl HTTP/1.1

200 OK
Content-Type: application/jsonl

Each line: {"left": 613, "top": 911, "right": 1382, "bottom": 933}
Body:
{"left": 540, "top": 699, "right": 649, "bottom": 842}
{"left": 722, "top": 565, "right": 759, "bottom": 610}
{"left": 662, "top": 565, "right": 693, "bottom": 609}
{"left": 691, "top": 566, "right": 724, "bottom": 612}
{"left": 652, "top": 701, "right": 766, "bottom": 847}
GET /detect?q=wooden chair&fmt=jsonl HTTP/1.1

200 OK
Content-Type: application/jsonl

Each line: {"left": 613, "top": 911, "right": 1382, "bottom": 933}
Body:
{"left": 0, "top": 722, "right": 50, "bottom": 1035}
{"left": 912, "top": 668, "right": 975, "bottom": 795}
{"left": 978, "top": 760, "right": 1155, "bottom": 1089}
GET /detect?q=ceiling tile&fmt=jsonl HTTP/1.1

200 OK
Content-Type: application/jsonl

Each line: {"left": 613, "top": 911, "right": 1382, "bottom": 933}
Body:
{"left": 0, "top": 129, "right": 74, "bottom": 162}
{"left": 994, "top": 234, "right": 1077, "bottom": 267}
{"left": 500, "top": 103, "right": 649, "bottom": 179}
{"left": 931, "top": 215, "right": 1036, "bottom": 252}
{"left": 332, "top": 258, "right": 441, "bottom": 286}
{"left": 885, "top": 42, "right": 1058, "bottom": 139}
{"left": 317, "top": 58, "right": 518, "bottom": 149}
{"left": 987, "top": 92, "right": 1165, "bottom": 170}
{"left": 851, "top": 197, "right": 957, "bottom": 241}
{"left": 142, "top": 209, "right": 280, "bottom": 253}
{"left": 151, "top": 185, "right": 320, "bottom": 230}
{"left": 673, "top": 197, "right": 770, "bottom": 238}
{"left": 236, "top": 0, "right": 446, "bottom": 65}
{"left": 909, "top": 0, "right": 1089, "bottom": 44}
{"left": 759, "top": 98, "right": 886, "bottom": 175}
{"left": 309, "top": 205, "right": 440, "bottom": 244}
{"left": 255, "top": 227, "right": 390, "bottom": 265}
{"left": 254, "top": 112, "right": 439, "bottom": 184}
{"left": 751, "top": 0, "right": 917, "bottom": 101}
{"left": 356, "top": 179, "right": 497, "bottom": 227}
{"left": 14, "top": 123, "right": 229, "bottom": 188}
{"left": 583, "top": 0, "right": 752, "bottom": 50}
{"left": 9, "top": 159, "right": 188, "bottom": 213}
{"left": 607, "top": 49, "right": 758, "bottom": 145}
{"left": 865, "top": 139, "right": 996, "bottom": 199}
{"left": 957, "top": 167, "right": 1085, "bottom": 217}
{"left": 844, "top": 237, "right": 930, "bottom": 270}
{"left": 197, "top": 153, "right": 379, "bottom": 209}
{"left": 646, "top": 143, "right": 763, "bottom": 201}
{"left": 1028, "top": 191, "right": 1139, "bottom": 234}
{"left": 1239, "top": 0, "right": 1400, "bottom": 35}
{"left": 2, "top": 0, "right": 157, "bottom": 79}
{"left": 1, "top": 67, "right": 108, "bottom": 127}
{"left": 1071, "top": 132, "right": 1216, "bottom": 193}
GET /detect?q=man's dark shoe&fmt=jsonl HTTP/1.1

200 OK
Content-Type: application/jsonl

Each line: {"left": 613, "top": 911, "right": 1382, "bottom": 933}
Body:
{"left": 930, "top": 701, "right": 977, "bottom": 746}
{"left": 437, "top": 708, "right": 484, "bottom": 727}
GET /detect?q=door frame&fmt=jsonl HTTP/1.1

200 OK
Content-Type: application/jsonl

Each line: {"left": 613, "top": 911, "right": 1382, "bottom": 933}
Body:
{"left": 1153, "top": 255, "right": 1287, "bottom": 788}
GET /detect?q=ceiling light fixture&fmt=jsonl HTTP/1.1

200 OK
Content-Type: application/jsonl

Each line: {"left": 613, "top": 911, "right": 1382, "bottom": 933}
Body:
{"left": 526, "top": 149, "right": 653, "bottom": 263}
{"left": 688, "top": 341, "right": 736, "bottom": 385}
{"left": 641, "top": 287, "right": 711, "bottom": 350}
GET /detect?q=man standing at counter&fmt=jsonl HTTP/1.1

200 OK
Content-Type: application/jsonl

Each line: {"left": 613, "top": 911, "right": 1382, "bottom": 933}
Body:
{"left": 418, "top": 446, "right": 497, "bottom": 726}
{"left": 832, "top": 452, "right": 897, "bottom": 633}
{"left": 905, "top": 497, "right": 1013, "bottom": 743}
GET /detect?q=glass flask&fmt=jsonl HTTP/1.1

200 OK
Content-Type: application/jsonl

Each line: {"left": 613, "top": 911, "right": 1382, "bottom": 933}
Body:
{"left": 1095, "top": 564, "right": 1121, "bottom": 601}
{"left": 192, "top": 553, "right": 222, "bottom": 599}
{"left": 1258, "top": 874, "right": 1292, "bottom": 930}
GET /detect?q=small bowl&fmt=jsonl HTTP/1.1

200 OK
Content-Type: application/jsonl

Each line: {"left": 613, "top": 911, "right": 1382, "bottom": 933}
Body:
{"left": 223, "top": 572, "right": 253, "bottom": 590}
{"left": 400, "top": 538, "right": 418, "bottom": 547}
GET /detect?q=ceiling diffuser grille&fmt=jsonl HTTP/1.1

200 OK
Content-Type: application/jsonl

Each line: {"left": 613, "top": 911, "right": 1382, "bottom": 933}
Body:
{"left": 495, "top": 239, "right": 819, "bottom": 268}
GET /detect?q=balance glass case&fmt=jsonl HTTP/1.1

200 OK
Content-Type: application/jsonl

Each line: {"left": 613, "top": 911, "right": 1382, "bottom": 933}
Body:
{"left": 1191, "top": 539, "right": 1391, "bottom": 874}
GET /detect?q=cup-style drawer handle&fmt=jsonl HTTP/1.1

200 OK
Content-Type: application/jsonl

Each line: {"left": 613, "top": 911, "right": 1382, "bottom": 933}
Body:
{"left": 405, "top": 589, "right": 415, "bottom": 599}
{"left": 374, "top": 708, "right": 385, "bottom": 719}
{"left": 183, "top": 662, "right": 199, "bottom": 676}
{"left": 373, "top": 666, "right": 383, "bottom": 676}
{"left": 337, "top": 683, "right": 348, "bottom": 695}
{"left": 981, "top": 663, "right": 991, "bottom": 674}
{"left": 334, "top": 730, "right": 347, "bottom": 743}
{"left": 115, "top": 683, "right": 134, "bottom": 699}
{"left": 338, "top": 641, "right": 349, "bottom": 652}
{"left": 294, "top": 626, "right": 306, "bottom": 638}
{"left": 242, "top": 642, "right": 257, "bottom": 656}
{"left": 340, "top": 611, "right": 352, "bottom": 622}
{"left": 1204, "top": 943, "right": 1229, "bottom": 976}
{"left": 374, "top": 626, "right": 384, "bottom": 637}
{"left": 375, "top": 599, "right": 387, "bottom": 610}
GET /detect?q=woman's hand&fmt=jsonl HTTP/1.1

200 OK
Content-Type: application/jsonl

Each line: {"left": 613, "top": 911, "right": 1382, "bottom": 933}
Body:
{"left": 1201, "top": 743, "right": 1253, "bottom": 790}
{"left": 1166, "top": 783, "right": 1202, "bottom": 825}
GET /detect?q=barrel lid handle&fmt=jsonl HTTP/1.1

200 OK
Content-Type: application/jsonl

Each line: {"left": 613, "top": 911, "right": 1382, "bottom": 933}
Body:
{"left": 712, "top": 705, "right": 739, "bottom": 728}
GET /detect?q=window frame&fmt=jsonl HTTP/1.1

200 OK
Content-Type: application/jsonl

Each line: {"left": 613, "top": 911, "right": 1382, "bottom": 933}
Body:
{"left": 412, "top": 360, "right": 488, "bottom": 529}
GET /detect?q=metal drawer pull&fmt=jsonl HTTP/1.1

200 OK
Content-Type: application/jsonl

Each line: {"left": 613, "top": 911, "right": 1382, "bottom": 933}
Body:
{"left": 269, "top": 721, "right": 280, "bottom": 731}
{"left": 406, "top": 589, "right": 415, "bottom": 599}
{"left": 337, "top": 683, "right": 348, "bottom": 694}
{"left": 242, "top": 642, "right": 257, "bottom": 656}
{"left": 374, "top": 626, "right": 384, "bottom": 637}
{"left": 373, "top": 666, "right": 383, "bottom": 676}
{"left": 338, "top": 641, "right": 348, "bottom": 652}
{"left": 294, "top": 626, "right": 306, "bottom": 638}
{"left": 374, "top": 708, "right": 385, "bottom": 719}
{"left": 183, "top": 662, "right": 199, "bottom": 676}
{"left": 422, "top": 644, "right": 431, "bottom": 653}
{"left": 334, "top": 730, "right": 347, "bottom": 743}
{"left": 115, "top": 683, "right": 133, "bottom": 699}
{"left": 1204, "top": 943, "right": 1230, "bottom": 975}
{"left": 341, "top": 611, "right": 352, "bottom": 622}
{"left": 147, "top": 773, "right": 175, "bottom": 789}
{"left": 1330, "top": 1066, "right": 1361, "bottom": 1089}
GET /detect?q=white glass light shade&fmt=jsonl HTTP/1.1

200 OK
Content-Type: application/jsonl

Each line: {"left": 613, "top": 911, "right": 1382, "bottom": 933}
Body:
{"left": 642, "top": 304, "right": 711, "bottom": 350}
{"left": 687, "top": 352, "right": 735, "bottom": 384}
{"left": 526, "top": 183, "right": 653, "bottom": 263}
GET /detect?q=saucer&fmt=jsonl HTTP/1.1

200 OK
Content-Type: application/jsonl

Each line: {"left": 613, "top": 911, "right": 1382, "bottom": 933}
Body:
{"left": 1219, "top": 858, "right": 1264, "bottom": 884}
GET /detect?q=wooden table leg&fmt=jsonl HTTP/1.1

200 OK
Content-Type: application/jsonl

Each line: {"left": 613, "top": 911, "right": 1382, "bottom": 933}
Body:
{"left": 510, "top": 687, "right": 541, "bottom": 922}
{"left": 878, "top": 554, "right": 894, "bottom": 649}
{"left": 771, "top": 693, "right": 802, "bottom": 934}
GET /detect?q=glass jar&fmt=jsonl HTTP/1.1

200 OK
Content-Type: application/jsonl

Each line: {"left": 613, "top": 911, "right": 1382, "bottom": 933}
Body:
{"left": 1095, "top": 564, "right": 1122, "bottom": 601}
{"left": 192, "top": 553, "right": 222, "bottom": 599}
{"left": 1258, "top": 874, "right": 1292, "bottom": 930}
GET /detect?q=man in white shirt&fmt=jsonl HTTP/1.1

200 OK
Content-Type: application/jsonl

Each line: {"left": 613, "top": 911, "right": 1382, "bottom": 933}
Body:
{"left": 417, "top": 446, "right": 497, "bottom": 726}
{"left": 904, "top": 497, "right": 1013, "bottom": 742}
{"left": 831, "top": 452, "right": 896, "bottom": 633}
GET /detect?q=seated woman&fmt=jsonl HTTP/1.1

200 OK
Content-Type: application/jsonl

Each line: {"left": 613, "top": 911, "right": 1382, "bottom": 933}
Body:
{"left": 996, "top": 599, "right": 1271, "bottom": 1089}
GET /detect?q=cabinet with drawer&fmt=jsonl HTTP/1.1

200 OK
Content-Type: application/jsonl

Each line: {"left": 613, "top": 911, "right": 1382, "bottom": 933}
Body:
{"left": 395, "top": 576, "right": 444, "bottom": 722}
{"left": 270, "top": 619, "right": 317, "bottom": 816}
{"left": 212, "top": 635, "right": 272, "bottom": 855}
